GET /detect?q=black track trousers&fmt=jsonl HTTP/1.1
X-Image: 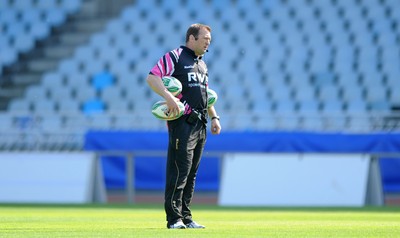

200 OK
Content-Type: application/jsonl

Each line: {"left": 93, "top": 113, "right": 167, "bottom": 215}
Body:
{"left": 164, "top": 117, "right": 206, "bottom": 225}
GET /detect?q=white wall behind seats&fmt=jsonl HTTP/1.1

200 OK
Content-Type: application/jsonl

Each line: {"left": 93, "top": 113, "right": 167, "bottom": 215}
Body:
{"left": 219, "top": 153, "right": 372, "bottom": 207}
{"left": 0, "top": 152, "right": 105, "bottom": 203}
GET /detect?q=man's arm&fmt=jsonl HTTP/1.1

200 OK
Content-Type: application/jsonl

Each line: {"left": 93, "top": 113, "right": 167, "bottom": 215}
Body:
{"left": 146, "top": 74, "right": 181, "bottom": 117}
{"left": 208, "top": 106, "right": 221, "bottom": 134}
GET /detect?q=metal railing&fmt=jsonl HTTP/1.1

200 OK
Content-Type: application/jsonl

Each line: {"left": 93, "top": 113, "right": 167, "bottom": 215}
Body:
{"left": 1, "top": 112, "right": 400, "bottom": 151}
{"left": 91, "top": 151, "right": 400, "bottom": 205}
{"left": 92, "top": 150, "right": 224, "bottom": 204}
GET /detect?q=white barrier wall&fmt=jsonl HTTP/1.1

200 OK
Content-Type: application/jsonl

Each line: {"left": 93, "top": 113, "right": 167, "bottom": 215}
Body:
{"left": 219, "top": 153, "right": 371, "bottom": 207}
{"left": 0, "top": 152, "right": 105, "bottom": 203}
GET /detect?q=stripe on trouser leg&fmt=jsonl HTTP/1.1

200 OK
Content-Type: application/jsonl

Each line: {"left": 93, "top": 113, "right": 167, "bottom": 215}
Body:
{"left": 170, "top": 161, "right": 180, "bottom": 216}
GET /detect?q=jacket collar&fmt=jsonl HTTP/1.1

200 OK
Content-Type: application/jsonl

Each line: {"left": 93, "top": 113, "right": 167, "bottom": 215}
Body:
{"left": 181, "top": 45, "right": 203, "bottom": 60}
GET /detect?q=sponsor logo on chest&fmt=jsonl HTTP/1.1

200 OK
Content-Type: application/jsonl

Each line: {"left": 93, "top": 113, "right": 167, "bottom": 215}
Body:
{"left": 188, "top": 72, "right": 207, "bottom": 83}
{"left": 187, "top": 72, "right": 208, "bottom": 88}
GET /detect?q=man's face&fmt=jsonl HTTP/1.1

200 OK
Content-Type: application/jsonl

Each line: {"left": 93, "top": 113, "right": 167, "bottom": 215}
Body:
{"left": 193, "top": 28, "right": 211, "bottom": 56}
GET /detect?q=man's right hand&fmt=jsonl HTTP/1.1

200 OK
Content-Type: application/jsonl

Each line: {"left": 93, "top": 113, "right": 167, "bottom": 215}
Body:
{"left": 146, "top": 74, "right": 183, "bottom": 118}
{"left": 165, "top": 95, "right": 182, "bottom": 118}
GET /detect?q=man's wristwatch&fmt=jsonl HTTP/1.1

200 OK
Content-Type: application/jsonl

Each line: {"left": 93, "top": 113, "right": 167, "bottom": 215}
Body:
{"left": 211, "top": 116, "right": 220, "bottom": 121}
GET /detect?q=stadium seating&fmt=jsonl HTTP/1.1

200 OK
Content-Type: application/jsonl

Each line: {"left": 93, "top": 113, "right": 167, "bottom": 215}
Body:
{"left": 1, "top": 0, "right": 399, "bottom": 150}
{"left": 0, "top": 0, "right": 81, "bottom": 69}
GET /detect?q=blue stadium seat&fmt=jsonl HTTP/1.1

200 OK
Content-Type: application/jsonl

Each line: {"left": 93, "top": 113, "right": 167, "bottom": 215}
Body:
{"left": 5, "top": 22, "right": 25, "bottom": 39}
{"left": 92, "top": 71, "right": 115, "bottom": 91}
{"left": 345, "top": 100, "right": 368, "bottom": 113}
{"left": 83, "top": 59, "right": 106, "bottom": 77}
{"left": 384, "top": 63, "right": 400, "bottom": 86}
{"left": 378, "top": 27, "right": 397, "bottom": 44}
{"left": 74, "top": 45, "right": 96, "bottom": 62}
{"left": 74, "top": 86, "right": 97, "bottom": 103}
{"left": 13, "top": 34, "right": 35, "bottom": 53}
{"left": 107, "top": 100, "right": 131, "bottom": 113}
{"left": 297, "top": 100, "right": 320, "bottom": 114}
{"left": 82, "top": 98, "right": 105, "bottom": 115}
{"left": 308, "top": 49, "right": 331, "bottom": 72}
{"left": 29, "top": 21, "right": 51, "bottom": 40}
{"left": 274, "top": 101, "right": 296, "bottom": 114}
{"left": 369, "top": 100, "right": 391, "bottom": 112}
{"left": 254, "top": 115, "right": 277, "bottom": 131}
{"left": 336, "top": 71, "right": 360, "bottom": 89}
{"left": 21, "top": 9, "right": 41, "bottom": 23}
{"left": 389, "top": 88, "right": 400, "bottom": 105}
{"left": 232, "top": 114, "right": 256, "bottom": 131}
{"left": 10, "top": 0, "right": 34, "bottom": 9}
{"left": 57, "top": 100, "right": 80, "bottom": 114}
{"left": 65, "top": 71, "right": 91, "bottom": 89}
{"left": 293, "top": 83, "right": 316, "bottom": 102}
{"left": 113, "top": 114, "right": 136, "bottom": 129}
{"left": 105, "top": 19, "right": 128, "bottom": 36}
{"left": 0, "top": 48, "right": 18, "bottom": 66}
{"left": 32, "top": 99, "right": 56, "bottom": 113}
{"left": 101, "top": 86, "right": 123, "bottom": 103}
{"left": 40, "top": 116, "right": 64, "bottom": 132}
{"left": 8, "top": 99, "right": 31, "bottom": 113}
{"left": 25, "top": 85, "right": 49, "bottom": 100}
{"left": 88, "top": 114, "right": 112, "bottom": 129}
{"left": 321, "top": 101, "right": 344, "bottom": 114}
{"left": 41, "top": 72, "right": 65, "bottom": 88}
{"left": 60, "top": 0, "right": 81, "bottom": 14}
{"left": 58, "top": 59, "right": 81, "bottom": 75}
{"left": 49, "top": 87, "right": 72, "bottom": 102}
{"left": 318, "top": 84, "right": 340, "bottom": 103}
{"left": 89, "top": 33, "right": 113, "bottom": 50}
{"left": 44, "top": 8, "right": 67, "bottom": 27}
{"left": 334, "top": 46, "right": 356, "bottom": 73}
{"left": 364, "top": 85, "right": 388, "bottom": 104}
{"left": 251, "top": 100, "right": 273, "bottom": 116}
{"left": 63, "top": 114, "right": 89, "bottom": 131}
{"left": 0, "top": 113, "right": 15, "bottom": 133}
{"left": 313, "top": 71, "right": 336, "bottom": 87}
{"left": 270, "top": 86, "right": 293, "bottom": 106}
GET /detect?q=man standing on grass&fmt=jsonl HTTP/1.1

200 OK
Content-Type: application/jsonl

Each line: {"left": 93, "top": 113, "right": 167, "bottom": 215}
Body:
{"left": 146, "top": 23, "right": 221, "bottom": 229}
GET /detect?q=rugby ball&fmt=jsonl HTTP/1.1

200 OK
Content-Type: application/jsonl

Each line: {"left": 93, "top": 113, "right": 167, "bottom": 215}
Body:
{"left": 207, "top": 88, "right": 218, "bottom": 108}
{"left": 162, "top": 76, "right": 182, "bottom": 96}
{"left": 151, "top": 100, "right": 185, "bottom": 121}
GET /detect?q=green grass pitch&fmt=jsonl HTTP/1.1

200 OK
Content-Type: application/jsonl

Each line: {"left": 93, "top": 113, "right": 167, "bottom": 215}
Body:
{"left": 0, "top": 204, "right": 399, "bottom": 237}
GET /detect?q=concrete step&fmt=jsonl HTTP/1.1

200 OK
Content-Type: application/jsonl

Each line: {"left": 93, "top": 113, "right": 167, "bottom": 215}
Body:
{"left": 10, "top": 74, "right": 42, "bottom": 86}
{"left": 28, "top": 60, "right": 59, "bottom": 73}
{"left": 60, "top": 33, "right": 90, "bottom": 46}
{"left": 44, "top": 46, "right": 75, "bottom": 59}
{"left": 74, "top": 19, "right": 108, "bottom": 32}
{"left": 0, "top": 87, "right": 25, "bottom": 99}
{"left": 59, "top": 33, "right": 91, "bottom": 46}
{"left": 75, "top": 0, "right": 100, "bottom": 18}
{"left": 0, "top": 0, "right": 132, "bottom": 112}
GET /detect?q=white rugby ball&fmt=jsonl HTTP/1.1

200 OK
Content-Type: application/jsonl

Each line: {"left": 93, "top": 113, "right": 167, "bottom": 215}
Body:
{"left": 151, "top": 100, "right": 185, "bottom": 121}
{"left": 162, "top": 76, "right": 182, "bottom": 96}
{"left": 207, "top": 88, "right": 218, "bottom": 108}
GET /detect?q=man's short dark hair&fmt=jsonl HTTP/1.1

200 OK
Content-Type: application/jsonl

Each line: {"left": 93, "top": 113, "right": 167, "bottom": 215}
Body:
{"left": 185, "top": 23, "right": 211, "bottom": 42}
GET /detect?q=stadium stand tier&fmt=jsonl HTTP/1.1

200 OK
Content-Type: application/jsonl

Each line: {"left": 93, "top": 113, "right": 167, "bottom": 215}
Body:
{"left": 0, "top": 0, "right": 400, "bottom": 149}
